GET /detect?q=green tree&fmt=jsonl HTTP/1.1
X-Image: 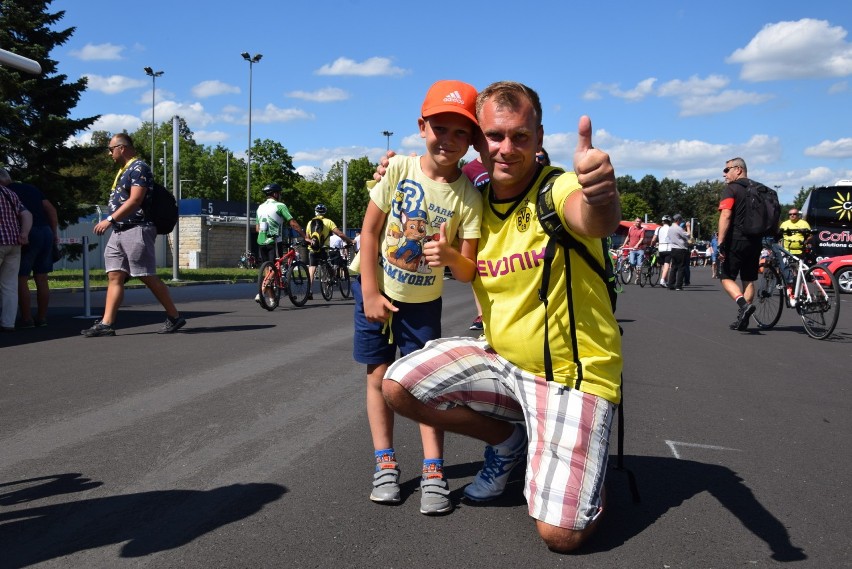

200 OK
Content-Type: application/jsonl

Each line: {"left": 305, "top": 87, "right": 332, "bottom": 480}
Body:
{"left": 0, "top": 0, "right": 100, "bottom": 226}
{"left": 620, "top": 193, "right": 652, "bottom": 221}
{"left": 791, "top": 186, "right": 813, "bottom": 211}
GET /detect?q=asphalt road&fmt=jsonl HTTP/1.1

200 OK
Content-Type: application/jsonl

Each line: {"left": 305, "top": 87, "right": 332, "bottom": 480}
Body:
{"left": 1, "top": 266, "right": 850, "bottom": 568}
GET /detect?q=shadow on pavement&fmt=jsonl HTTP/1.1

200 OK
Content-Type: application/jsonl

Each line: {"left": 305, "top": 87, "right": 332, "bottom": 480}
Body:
{"left": 586, "top": 455, "right": 807, "bottom": 562}
{"left": 0, "top": 474, "right": 286, "bottom": 567}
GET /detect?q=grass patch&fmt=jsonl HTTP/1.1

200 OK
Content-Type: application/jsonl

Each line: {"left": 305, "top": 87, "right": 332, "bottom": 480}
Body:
{"left": 42, "top": 268, "right": 257, "bottom": 289}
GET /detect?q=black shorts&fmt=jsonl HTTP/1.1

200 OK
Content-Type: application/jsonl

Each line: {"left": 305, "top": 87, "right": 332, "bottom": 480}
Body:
{"left": 720, "top": 239, "right": 762, "bottom": 282}
{"left": 658, "top": 251, "right": 672, "bottom": 265}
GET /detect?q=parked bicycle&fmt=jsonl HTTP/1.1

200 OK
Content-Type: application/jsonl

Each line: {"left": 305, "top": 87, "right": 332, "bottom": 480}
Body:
{"left": 312, "top": 246, "right": 352, "bottom": 301}
{"left": 257, "top": 242, "right": 311, "bottom": 310}
{"left": 752, "top": 241, "right": 840, "bottom": 339}
{"left": 237, "top": 251, "right": 257, "bottom": 269}
{"left": 637, "top": 246, "right": 661, "bottom": 288}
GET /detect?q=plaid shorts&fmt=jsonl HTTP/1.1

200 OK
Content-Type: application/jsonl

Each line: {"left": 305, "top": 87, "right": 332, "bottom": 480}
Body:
{"left": 385, "top": 336, "right": 615, "bottom": 530}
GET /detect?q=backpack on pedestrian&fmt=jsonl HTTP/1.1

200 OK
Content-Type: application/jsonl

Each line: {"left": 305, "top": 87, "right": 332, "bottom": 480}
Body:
{"left": 535, "top": 167, "right": 640, "bottom": 503}
{"left": 736, "top": 179, "right": 781, "bottom": 237}
{"left": 142, "top": 182, "right": 179, "bottom": 235}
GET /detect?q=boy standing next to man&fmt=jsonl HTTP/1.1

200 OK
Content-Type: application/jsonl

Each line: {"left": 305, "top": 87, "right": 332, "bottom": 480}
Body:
{"left": 352, "top": 80, "right": 482, "bottom": 515}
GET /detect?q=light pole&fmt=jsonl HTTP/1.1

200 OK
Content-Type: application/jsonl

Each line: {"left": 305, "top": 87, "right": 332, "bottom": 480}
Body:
{"left": 241, "top": 51, "right": 262, "bottom": 255}
{"left": 160, "top": 140, "right": 168, "bottom": 186}
{"left": 143, "top": 67, "right": 164, "bottom": 178}
{"left": 382, "top": 130, "right": 393, "bottom": 152}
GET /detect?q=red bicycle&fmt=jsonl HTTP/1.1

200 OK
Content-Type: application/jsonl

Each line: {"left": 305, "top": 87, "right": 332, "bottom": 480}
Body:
{"left": 257, "top": 243, "right": 311, "bottom": 310}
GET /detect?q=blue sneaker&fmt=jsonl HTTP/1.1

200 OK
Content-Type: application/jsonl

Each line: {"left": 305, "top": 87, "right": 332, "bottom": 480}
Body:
{"left": 464, "top": 425, "right": 527, "bottom": 501}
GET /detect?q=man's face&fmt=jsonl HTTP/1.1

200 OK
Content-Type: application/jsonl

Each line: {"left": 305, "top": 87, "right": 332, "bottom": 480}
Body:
{"left": 477, "top": 97, "right": 542, "bottom": 193}
{"left": 723, "top": 162, "right": 742, "bottom": 183}
{"left": 634, "top": 218, "right": 641, "bottom": 227}
{"left": 107, "top": 138, "right": 125, "bottom": 164}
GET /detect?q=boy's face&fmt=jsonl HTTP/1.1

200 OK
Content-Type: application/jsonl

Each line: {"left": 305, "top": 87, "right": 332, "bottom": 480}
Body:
{"left": 418, "top": 113, "right": 475, "bottom": 168}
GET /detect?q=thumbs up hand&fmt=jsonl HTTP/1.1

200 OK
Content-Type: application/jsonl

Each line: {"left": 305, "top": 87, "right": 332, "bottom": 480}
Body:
{"left": 573, "top": 115, "right": 617, "bottom": 206}
{"left": 423, "top": 222, "right": 451, "bottom": 267}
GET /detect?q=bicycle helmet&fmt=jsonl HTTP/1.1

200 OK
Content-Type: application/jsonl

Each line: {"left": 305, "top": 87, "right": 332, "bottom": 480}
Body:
{"left": 661, "top": 215, "right": 672, "bottom": 222}
{"left": 262, "top": 183, "right": 282, "bottom": 196}
{"left": 315, "top": 204, "right": 327, "bottom": 215}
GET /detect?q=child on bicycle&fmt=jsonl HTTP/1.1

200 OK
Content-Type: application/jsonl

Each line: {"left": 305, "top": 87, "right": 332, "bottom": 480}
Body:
{"left": 351, "top": 80, "right": 482, "bottom": 515}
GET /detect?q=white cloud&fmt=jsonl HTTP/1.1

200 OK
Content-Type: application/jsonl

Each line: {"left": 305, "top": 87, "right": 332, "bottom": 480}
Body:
{"left": 66, "top": 114, "right": 144, "bottom": 145}
{"left": 70, "top": 43, "right": 124, "bottom": 61}
{"left": 84, "top": 74, "right": 146, "bottom": 94}
{"left": 296, "top": 165, "right": 324, "bottom": 180}
{"left": 315, "top": 56, "right": 408, "bottom": 77}
{"left": 678, "top": 90, "right": 774, "bottom": 117}
{"left": 804, "top": 138, "right": 852, "bottom": 158}
{"left": 727, "top": 19, "right": 852, "bottom": 81}
{"left": 286, "top": 87, "right": 349, "bottom": 102}
{"left": 146, "top": 101, "right": 215, "bottom": 128}
{"left": 253, "top": 104, "right": 313, "bottom": 124}
{"left": 828, "top": 81, "right": 848, "bottom": 94}
{"left": 191, "top": 80, "right": 240, "bottom": 98}
{"left": 136, "top": 88, "right": 175, "bottom": 105}
{"left": 194, "top": 130, "right": 231, "bottom": 144}
{"left": 583, "top": 78, "right": 657, "bottom": 102}
{"left": 657, "top": 75, "right": 729, "bottom": 97}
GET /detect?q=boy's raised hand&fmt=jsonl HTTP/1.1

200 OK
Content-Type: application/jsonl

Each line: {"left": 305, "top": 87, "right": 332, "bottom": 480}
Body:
{"left": 573, "top": 115, "right": 617, "bottom": 206}
{"left": 423, "top": 222, "right": 451, "bottom": 267}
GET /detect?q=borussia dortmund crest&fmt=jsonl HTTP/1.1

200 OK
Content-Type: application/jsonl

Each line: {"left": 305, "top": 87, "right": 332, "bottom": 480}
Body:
{"left": 516, "top": 203, "right": 533, "bottom": 232}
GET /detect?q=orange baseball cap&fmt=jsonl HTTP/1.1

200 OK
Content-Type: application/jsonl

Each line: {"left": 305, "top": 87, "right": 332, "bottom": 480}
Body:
{"left": 421, "top": 80, "right": 478, "bottom": 125}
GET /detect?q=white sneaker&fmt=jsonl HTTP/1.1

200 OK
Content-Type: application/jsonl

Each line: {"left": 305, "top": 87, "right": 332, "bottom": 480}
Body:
{"left": 254, "top": 293, "right": 261, "bottom": 303}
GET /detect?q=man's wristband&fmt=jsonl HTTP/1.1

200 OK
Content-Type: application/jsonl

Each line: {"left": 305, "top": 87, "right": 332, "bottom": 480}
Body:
{"left": 106, "top": 215, "right": 115, "bottom": 224}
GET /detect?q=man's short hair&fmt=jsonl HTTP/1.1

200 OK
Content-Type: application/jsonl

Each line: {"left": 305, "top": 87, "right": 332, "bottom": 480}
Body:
{"left": 476, "top": 81, "right": 543, "bottom": 127}
{"left": 112, "top": 132, "right": 134, "bottom": 148}
{"left": 726, "top": 156, "right": 747, "bottom": 173}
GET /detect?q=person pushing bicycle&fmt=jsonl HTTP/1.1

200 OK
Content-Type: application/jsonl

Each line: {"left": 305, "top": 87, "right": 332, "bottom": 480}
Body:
{"left": 306, "top": 204, "right": 353, "bottom": 300}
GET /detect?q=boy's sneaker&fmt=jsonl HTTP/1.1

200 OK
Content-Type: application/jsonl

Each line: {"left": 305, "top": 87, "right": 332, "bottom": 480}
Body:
{"left": 82, "top": 321, "right": 115, "bottom": 337}
{"left": 370, "top": 462, "right": 401, "bottom": 503}
{"left": 158, "top": 316, "right": 186, "bottom": 334}
{"left": 420, "top": 475, "right": 453, "bottom": 515}
{"left": 464, "top": 424, "right": 527, "bottom": 502}
{"left": 469, "top": 315, "right": 483, "bottom": 331}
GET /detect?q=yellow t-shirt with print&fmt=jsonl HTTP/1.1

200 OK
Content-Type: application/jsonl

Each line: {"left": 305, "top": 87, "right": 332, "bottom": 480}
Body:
{"left": 473, "top": 167, "right": 622, "bottom": 404}
{"left": 361, "top": 155, "right": 482, "bottom": 304}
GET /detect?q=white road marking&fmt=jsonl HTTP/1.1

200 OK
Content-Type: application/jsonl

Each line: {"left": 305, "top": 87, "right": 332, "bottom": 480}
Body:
{"left": 665, "top": 439, "right": 742, "bottom": 459}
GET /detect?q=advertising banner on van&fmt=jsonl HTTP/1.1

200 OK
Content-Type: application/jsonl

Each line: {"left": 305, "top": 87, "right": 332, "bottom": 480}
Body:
{"left": 804, "top": 185, "right": 852, "bottom": 261}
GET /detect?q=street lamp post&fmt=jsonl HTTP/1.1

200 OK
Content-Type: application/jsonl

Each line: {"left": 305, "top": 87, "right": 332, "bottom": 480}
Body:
{"left": 241, "top": 52, "right": 262, "bottom": 255}
{"left": 382, "top": 130, "right": 393, "bottom": 152}
{"left": 160, "top": 140, "right": 168, "bottom": 186}
{"left": 143, "top": 67, "right": 164, "bottom": 178}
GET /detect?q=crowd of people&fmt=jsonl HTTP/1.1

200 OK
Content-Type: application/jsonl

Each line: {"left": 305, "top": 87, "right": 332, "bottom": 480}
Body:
{"left": 1, "top": 74, "right": 803, "bottom": 554}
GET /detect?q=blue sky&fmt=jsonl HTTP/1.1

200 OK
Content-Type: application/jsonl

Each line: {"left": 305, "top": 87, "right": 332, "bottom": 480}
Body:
{"left": 44, "top": 0, "right": 852, "bottom": 203}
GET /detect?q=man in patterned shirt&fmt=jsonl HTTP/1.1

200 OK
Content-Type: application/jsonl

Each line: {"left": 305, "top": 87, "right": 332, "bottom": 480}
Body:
{"left": 81, "top": 133, "right": 185, "bottom": 337}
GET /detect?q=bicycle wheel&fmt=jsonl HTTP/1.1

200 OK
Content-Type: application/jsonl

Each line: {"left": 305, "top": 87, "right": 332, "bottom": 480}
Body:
{"left": 752, "top": 264, "right": 783, "bottom": 329}
{"left": 637, "top": 265, "right": 647, "bottom": 288}
{"left": 799, "top": 266, "right": 840, "bottom": 340}
{"left": 648, "top": 264, "right": 661, "bottom": 287}
{"left": 620, "top": 262, "right": 634, "bottom": 285}
{"left": 286, "top": 260, "right": 311, "bottom": 307}
{"left": 337, "top": 265, "right": 351, "bottom": 298}
{"left": 257, "top": 262, "right": 280, "bottom": 311}
{"left": 316, "top": 263, "right": 334, "bottom": 301}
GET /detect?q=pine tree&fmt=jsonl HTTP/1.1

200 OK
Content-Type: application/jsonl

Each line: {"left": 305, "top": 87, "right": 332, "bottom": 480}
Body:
{"left": 0, "top": 0, "right": 100, "bottom": 226}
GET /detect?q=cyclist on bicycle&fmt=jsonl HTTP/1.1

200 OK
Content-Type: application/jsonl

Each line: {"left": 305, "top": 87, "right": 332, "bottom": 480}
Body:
{"left": 306, "top": 204, "right": 353, "bottom": 298}
{"left": 256, "top": 183, "right": 308, "bottom": 263}
{"left": 623, "top": 217, "right": 646, "bottom": 283}
{"left": 772, "top": 208, "right": 812, "bottom": 297}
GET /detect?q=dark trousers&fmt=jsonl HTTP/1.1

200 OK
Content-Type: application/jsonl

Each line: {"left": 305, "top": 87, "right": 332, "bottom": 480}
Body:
{"left": 668, "top": 248, "right": 688, "bottom": 289}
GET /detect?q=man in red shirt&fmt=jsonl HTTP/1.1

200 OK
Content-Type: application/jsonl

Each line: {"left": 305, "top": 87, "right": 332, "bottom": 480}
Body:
{"left": 624, "top": 217, "right": 646, "bottom": 282}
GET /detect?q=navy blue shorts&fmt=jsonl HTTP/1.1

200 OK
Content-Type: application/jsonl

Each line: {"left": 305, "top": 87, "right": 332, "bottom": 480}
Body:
{"left": 19, "top": 225, "right": 54, "bottom": 276}
{"left": 352, "top": 276, "right": 442, "bottom": 365}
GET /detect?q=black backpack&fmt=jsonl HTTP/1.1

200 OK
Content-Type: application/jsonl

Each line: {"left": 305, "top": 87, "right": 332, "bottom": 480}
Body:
{"left": 307, "top": 217, "right": 326, "bottom": 252}
{"left": 737, "top": 179, "right": 781, "bottom": 237}
{"left": 535, "top": 168, "right": 639, "bottom": 502}
{"left": 142, "top": 182, "right": 178, "bottom": 235}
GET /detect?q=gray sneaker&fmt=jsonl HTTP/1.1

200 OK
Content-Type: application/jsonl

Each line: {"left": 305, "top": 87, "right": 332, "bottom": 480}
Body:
{"left": 158, "top": 316, "right": 186, "bottom": 334}
{"left": 420, "top": 476, "right": 453, "bottom": 515}
{"left": 82, "top": 321, "right": 115, "bottom": 337}
{"left": 370, "top": 462, "right": 401, "bottom": 503}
